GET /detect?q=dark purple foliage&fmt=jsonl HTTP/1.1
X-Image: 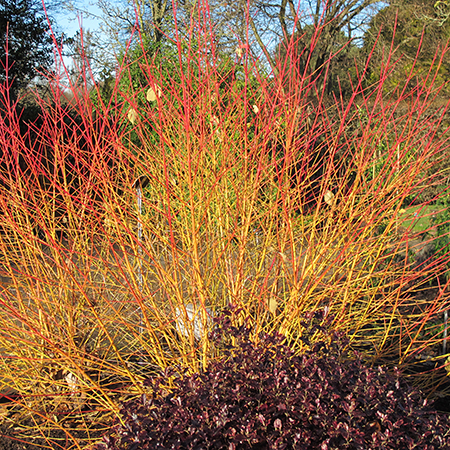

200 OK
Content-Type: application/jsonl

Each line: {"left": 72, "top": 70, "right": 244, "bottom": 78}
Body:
{"left": 97, "top": 310, "right": 450, "bottom": 450}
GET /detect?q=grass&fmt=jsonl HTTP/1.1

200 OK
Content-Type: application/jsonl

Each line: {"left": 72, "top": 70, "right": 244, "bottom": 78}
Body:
{"left": 399, "top": 204, "right": 443, "bottom": 234}
{"left": 0, "top": 4, "right": 449, "bottom": 448}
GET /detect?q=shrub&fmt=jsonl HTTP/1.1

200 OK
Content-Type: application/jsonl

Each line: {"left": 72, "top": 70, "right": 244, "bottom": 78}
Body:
{"left": 97, "top": 310, "right": 450, "bottom": 450}
{"left": 2, "top": 1, "right": 450, "bottom": 446}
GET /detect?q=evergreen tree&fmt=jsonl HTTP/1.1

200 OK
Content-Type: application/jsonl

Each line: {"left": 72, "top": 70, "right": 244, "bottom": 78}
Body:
{"left": 0, "top": 0, "right": 54, "bottom": 99}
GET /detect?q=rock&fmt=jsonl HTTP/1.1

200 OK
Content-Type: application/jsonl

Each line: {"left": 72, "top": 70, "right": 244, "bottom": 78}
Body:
{"left": 175, "top": 303, "right": 214, "bottom": 340}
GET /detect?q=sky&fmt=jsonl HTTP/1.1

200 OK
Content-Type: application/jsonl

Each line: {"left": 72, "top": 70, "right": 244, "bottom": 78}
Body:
{"left": 51, "top": 1, "right": 105, "bottom": 76}
{"left": 53, "top": 1, "right": 102, "bottom": 41}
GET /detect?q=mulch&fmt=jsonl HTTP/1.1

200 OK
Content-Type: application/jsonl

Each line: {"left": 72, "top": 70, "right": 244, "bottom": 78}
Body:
{"left": 0, "top": 428, "right": 90, "bottom": 450}
{"left": 0, "top": 400, "right": 106, "bottom": 450}
{"left": 0, "top": 422, "right": 106, "bottom": 450}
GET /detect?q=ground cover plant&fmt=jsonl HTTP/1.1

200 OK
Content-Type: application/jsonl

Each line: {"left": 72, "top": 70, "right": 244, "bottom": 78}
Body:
{"left": 0, "top": 1, "right": 449, "bottom": 447}
{"left": 97, "top": 309, "right": 450, "bottom": 450}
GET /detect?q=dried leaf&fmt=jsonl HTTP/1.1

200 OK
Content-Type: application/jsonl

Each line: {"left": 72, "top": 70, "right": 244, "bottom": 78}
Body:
{"left": 147, "top": 85, "right": 162, "bottom": 102}
{"left": 127, "top": 108, "right": 138, "bottom": 124}
{"left": 269, "top": 297, "right": 277, "bottom": 315}
{"left": 324, "top": 190, "right": 335, "bottom": 206}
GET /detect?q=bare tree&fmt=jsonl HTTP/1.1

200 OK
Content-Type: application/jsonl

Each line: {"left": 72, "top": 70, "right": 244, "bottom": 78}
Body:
{"left": 217, "top": 0, "right": 386, "bottom": 76}
{"left": 59, "top": 0, "right": 386, "bottom": 89}
{"left": 96, "top": 0, "right": 170, "bottom": 44}
{"left": 61, "top": 0, "right": 172, "bottom": 70}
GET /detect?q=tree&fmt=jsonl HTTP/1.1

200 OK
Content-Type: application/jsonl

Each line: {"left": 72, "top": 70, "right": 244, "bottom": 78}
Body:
{"left": 0, "top": 0, "right": 55, "bottom": 99}
{"left": 68, "top": 0, "right": 172, "bottom": 66}
{"left": 193, "top": 0, "right": 385, "bottom": 76}
{"left": 69, "top": 0, "right": 383, "bottom": 89}
{"left": 63, "top": 27, "right": 110, "bottom": 89}
{"left": 274, "top": 24, "right": 363, "bottom": 98}
{"left": 70, "top": 0, "right": 385, "bottom": 106}
{"left": 363, "top": 0, "right": 450, "bottom": 94}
